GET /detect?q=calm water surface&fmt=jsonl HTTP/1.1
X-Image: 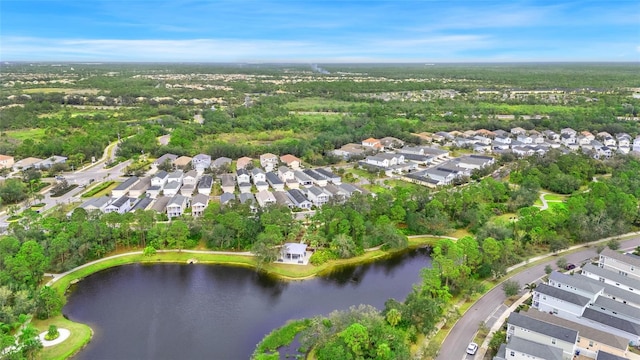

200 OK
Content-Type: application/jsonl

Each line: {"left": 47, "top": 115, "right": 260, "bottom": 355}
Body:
{"left": 64, "top": 248, "right": 431, "bottom": 360}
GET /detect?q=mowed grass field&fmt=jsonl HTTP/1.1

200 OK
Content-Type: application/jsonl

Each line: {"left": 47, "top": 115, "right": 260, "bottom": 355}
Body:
{"left": 4, "top": 128, "right": 47, "bottom": 141}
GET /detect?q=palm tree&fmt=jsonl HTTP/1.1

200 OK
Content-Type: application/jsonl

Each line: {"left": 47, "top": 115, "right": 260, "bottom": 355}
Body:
{"left": 524, "top": 282, "right": 537, "bottom": 294}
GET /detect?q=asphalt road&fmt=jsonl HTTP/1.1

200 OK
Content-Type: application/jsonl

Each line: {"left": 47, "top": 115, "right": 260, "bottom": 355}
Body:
{"left": 438, "top": 237, "right": 640, "bottom": 360}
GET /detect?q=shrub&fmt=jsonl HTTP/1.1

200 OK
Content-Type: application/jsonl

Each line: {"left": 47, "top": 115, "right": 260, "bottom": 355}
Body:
{"left": 309, "top": 249, "right": 337, "bottom": 265}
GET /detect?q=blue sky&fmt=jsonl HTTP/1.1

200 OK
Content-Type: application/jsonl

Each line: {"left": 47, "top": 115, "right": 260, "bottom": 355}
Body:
{"left": 1, "top": 0, "right": 639, "bottom": 62}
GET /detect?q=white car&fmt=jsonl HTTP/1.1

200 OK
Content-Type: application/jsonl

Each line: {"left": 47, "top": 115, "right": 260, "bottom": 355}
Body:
{"left": 467, "top": 342, "right": 478, "bottom": 355}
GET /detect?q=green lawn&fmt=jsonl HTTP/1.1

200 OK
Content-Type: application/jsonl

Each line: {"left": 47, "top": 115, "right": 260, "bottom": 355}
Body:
{"left": 4, "top": 128, "right": 47, "bottom": 141}
{"left": 542, "top": 193, "right": 567, "bottom": 201}
{"left": 32, "top": 315, "right": 92, "bottom": 360}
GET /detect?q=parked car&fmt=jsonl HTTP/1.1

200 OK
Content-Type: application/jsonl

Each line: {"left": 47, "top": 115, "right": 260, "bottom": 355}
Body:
{"left": 467, "top": 342, "right": 478, "bottom": 355}
{"left": 565, "top": 263, "right": 576, "bottom": 270}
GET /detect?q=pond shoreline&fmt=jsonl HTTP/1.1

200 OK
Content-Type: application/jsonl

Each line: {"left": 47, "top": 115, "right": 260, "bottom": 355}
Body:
{"left": 42, "top": 238, "right": 438, "bottom": 360}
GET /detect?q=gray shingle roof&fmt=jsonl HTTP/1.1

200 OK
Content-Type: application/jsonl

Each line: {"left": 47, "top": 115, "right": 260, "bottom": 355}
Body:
{"left": 523, "top": 309, "right": 628, "bottom": 350}
{"left": 197, "top": 175, "right": 213, "bottom": 189}
{"left": 594, "top": 296, "right": 640, "bottom": 321}
{"left": 596, "top": 350, "right": 630, "bottom": 360}
{"left": 583, "top": 263, "right": 640, "bottom": 291}
{"left": 114, "top": 176, "right": 139, "bottom": 191}
{"left": 265, "top": 172, "right": 284, "bottom": 185}
{"left": 601, "top": 248, "right": 640, "bottom": 268}
{"left": 535, "top": 283, "right": 591, "bottom": 306}
{"left": 506, "top": 336, "right": 563, "bottom": 360}
{"left": 508, "top": 312, "right": 577, "bottom": 343}
{"left": 549, "top": 271, "right": 605, "bottom": 295}
{"left": 131, "top": 197, "right": 153, "bottom": 211}
{"left": 583, "top": 308, "right": 640, "bottom": 336}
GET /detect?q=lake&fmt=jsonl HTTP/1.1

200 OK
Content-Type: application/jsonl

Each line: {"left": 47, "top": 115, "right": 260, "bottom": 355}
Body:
{"left": 64, "top": 248, "right": 432, "bottom": 359}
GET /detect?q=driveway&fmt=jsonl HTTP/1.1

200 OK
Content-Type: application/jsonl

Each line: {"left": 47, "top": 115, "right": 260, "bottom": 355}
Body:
{"left": 437, "top": 237, "right": 640, "bottom": 360}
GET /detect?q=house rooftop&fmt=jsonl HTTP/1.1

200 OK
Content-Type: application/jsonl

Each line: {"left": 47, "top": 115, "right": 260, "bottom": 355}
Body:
{"left": 507, "top": 312, "right": 577, "bottom": 343}
{"left": 594, "top": 296, "right": 640, "bottom": 320}
{"left": 220, "top": 192, "right": 235, "bottom": 204}
{"left": 314, "top": 168, "right": 338, "bottom": 179}
{"left": 506, "top": 336, "right": 563, "bottom": 360}
{"left": 583, "top": 308, "right": 640, "bottom": 336}
{"left": 601, "top": 248, "right": 640, "bottom": 268}
{"left": 583, "top": 263, "right": 640, "bottom": 291}
{"left": 549, "top": 271, "right": 605, "bottom": 295}
{"left": 192, "top": 193, "right": 209, "bottom": 205}
{"left": 535, "top": 283, "right": 591, "bottom": 307}
{"left": 197, "top": 175, "right": 213, "bottom": 188}
{"left": 168, "top": 194, "right": 187, "bottom": 206}
{"left": 113, "top": 176, "right": 139, "bottom": 191}
{"left": 287, "top": 189, "right": 309, "bottom": 204}
{"left": 131, "top": 197, "right": 153, "bottom": 211}
{"left": 151, "top": 196, "right": 170, "bottom": 213}
{"left": 265, "top": 172, "right": 284, "bottom": 185}
{"left": 153, "top": 170, "right": 169, "bottom": 180}
{"left": 596, "top": 350, "right": 630, "bottom": 360}
{"left": 523, "top": 309, "right": 628, "bottom": 351}
{"left": 173, "top": 156, "right": 192, "bottom": 167}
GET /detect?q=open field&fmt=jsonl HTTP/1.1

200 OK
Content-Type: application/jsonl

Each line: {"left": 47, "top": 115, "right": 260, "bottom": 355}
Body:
{"left": 3, "top": 128, "right": 47, "bottom": 141}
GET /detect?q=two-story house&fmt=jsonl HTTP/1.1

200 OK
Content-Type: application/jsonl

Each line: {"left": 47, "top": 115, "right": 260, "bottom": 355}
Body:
{"left": 220, "top": 174, "right": 236, "bottom": 194}
{"left": 197, "top": 175, "right": 213, "bottom": 196}
{"left": 166, "top": 194, "right": 189, "bottom": 218}
{"left": 191, "top": 193, "right": 209, "bottom": 217}
{"left": 259, "top": 153, "right": 279, "bottom": 172}
{"left": 280, "top": 154, "right": 302, "bottom": 170}
{"left": 192, "top": 154, "right": 211, "bottom": 172}
{"left": 507, "top": 312, "right": 577, "bottom": 360}
{"left": 265, "top": 172, "right": 285, "bottom": 191}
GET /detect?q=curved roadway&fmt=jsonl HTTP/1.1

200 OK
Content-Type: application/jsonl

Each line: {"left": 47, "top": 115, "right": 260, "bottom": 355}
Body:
{"left": 438, "top": 236, "right": 640, "bottom": 360}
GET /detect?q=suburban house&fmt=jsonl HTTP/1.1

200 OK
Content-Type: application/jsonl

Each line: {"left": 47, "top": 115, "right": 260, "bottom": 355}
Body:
{"left": 236, "top": 168, "right": 251, "bottom": 184}
{"left": 173, "top": 156, "right": 192, "bottom": 169}
{"left": 239, "top": 193, "right": 257, "bottom": 210}
{"left": 220, "top": 174, "right": 236, "bottom": 193}
{"left": 379, "top": 136, "right": 405, "bottom": 149}
{"left": 361, "top": 137, "right": 383, "bottom": 151}
{"left": 305, "top": 186, "right": 330, "bottom": 207}
{"left": 211, "top": 157, "right": 232, "bottom": 169}
{"left": 561, "top": 128, "right": 578, "bottom": 137}
{"left": 146, "top": 185, "right": 162, "bottom": 199}
{"left": 332, "top": 143, "right": 367, "bottom": 160}
{"left": 510, "top": 127, "right": 527, "bottom": 136}
{"left": 303, "top": 169, "right": 328, "bottom": 187}
{"left": 180, "top": 183, "right": 195, "bottom": 197}
{"left": 153, "top": 153, "right": 178, "bottom": 168}
{"left": 280, "top": 154, "right": 302, "bottom": 169}
{"left": 255, "top": 190, "right": 277, "bottom": 207}
{"left": 259, "top": 153, "right": 279, "bottom": 172}
{"left": 278, "top": 166, "right": 295, "bottom": 182}
{"left": 129, "top": 177, "right": 151, "bottom": 198}
{"left": 35, "top": 156, "right": 67, "bottom": 169}
{"left": 323, "top": 183, "right": 350, "bottom": 202}
{"left": 150, "top": 196, "right": 170, "bottom": 214}
{"left": 162, "top": 181, "right": 181, "bottom": 197}
{"left": 167, "top": 170, "right": 184, "bottom": 184}
{"left": 12, "top": 157, "right": 43, "bottom": 171}
{"left": 456, "top": 155, "right": 495, "bottom": 170}
{"left": 166, "top": 194, "right": 189, "bottom": 218}
{"left": 151, "top": 171, "right": 169, "bottom": 187}
{"left": 251, "top": 167, "right": 266, "bottom": 184}
{"left": 280, "top": 243, "right": 308, "bottom": 263}
{"left": 192, "top": 153, "right": 212, "bottom": 172}
{"left": 294, "top": 171, "right": 313, "bottom": 188}
{"left": 236, "top": 156, "right": 253, "bottom": 170}
{"left": 532, "top": 283, "right": 592, "bottom": 318}
{"left": 238, "top": 182, "right": 252, "bottom": 194}
{"left": 78, "top": 196, "right": 112, "bottom": 213}
{"left": 0, "top": 155, "right": 15, "bottom": 169}
{"left": 498, "top": 336, "right": 564, "bottom": 360}
{"left": 104, "top": 196, "right": 132, "bottom": 214}
{"left": 197, "top": 175, "right": 213, "bottom": 196}
{"left": 506, "top": 312, "right": 577, "bottom": 359}
{"left": 191, "top": 193, "right": 209, "bottom": 217}
{"left": 599, "top": 248, "right": 640, "bottom": 281}
{"left": 265, "top": 172, "right": 285, "bottom": 191}
{"left": 131, "top": 197, "right": 153, "bottom": 212}
{"left": 523, "top": 310, "right": 629, "bottom": 359}
{"left": 112, "top": 176, "right": 140, "bottom": 198}
{"left": 422, "top": 168, "right": 459, "bottom": 186}
{"left": 183, "top": 170, "right": 198, "bottom": 186}
{"left": 273, "top": 191, "right": 295, "bottom": 208}
{"left": 220, "top": 192, "right": 236, "bottom": 206}
{"left": 313, "top": 168, "right": 341, "bottom": 184}
{"left": 286, "top": 189, "right": 312, "bottom": 210}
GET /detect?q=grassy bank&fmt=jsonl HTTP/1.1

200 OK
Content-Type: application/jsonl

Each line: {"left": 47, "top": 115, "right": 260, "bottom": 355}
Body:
{"left": 32, "top": 315, "right": 92, "bottom": 360}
